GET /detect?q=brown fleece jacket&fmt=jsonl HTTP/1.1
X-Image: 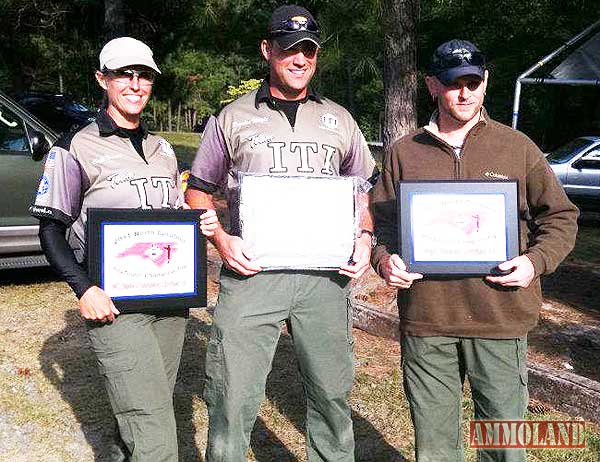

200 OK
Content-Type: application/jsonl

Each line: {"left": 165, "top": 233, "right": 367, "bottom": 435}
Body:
{"left": 371, "top": 111, "right": 579, "bottom": 338}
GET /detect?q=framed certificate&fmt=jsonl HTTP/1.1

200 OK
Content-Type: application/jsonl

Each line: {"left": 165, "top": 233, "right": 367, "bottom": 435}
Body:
{"left": 397, "top": 180, "right": 519, "bottom": 275}
{"left": 239, "top": 173, "right": 357, "bottom": 270}
{"left": 87, "top": 208, "right": 207, "bottom": 312}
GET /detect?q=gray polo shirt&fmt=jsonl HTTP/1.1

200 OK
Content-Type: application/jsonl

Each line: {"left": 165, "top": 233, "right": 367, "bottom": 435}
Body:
{"left": 188, "top": 80, "right": 377, "bottom": 234}
{"left": 30, "top": 110, "right": 182, "bottom": 260}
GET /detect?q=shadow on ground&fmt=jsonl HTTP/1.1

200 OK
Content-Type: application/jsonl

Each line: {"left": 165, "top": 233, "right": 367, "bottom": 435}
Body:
{"left": 529, "top": 316, "right": 600, "bottom": 382}
{"left": 39, "top": 310, "right": 404, "bottom": 461}
{"left": 542, "top": 213, "right": 600, "bottom": 313}
{"left": 263, "top": 329, "right": 406, "bottom": 462}
{"left": 0, "top": 266, "right": 61, "bottom": 286}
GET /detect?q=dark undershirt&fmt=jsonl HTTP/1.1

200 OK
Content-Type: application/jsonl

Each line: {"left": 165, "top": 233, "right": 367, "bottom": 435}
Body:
{"left": 39, "top": 125, "right": 147, "bottom": 299}
{"left": 272, "top": 97, "right": 303, "bottom": 128}
{"left": 39, "top": 219, "right": 92, "bottom": 298}
{"left": 116, "top": 125, "right": 146, "bottom": 161}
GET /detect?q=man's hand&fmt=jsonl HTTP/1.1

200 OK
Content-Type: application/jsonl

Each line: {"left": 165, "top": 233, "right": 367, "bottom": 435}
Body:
{"left": 79, "top": 286, "right": 120, "bottom": 322}
{"left": 485, "top": 255, "right": 535, "bottom": 288}
{"left": 185, "top": 188, "right": 260, "bottom": 276}
{"left": 339, "top": 232, "right": 371, "bottom": 279}
{"left": 380, "top": 254, "right": 423, "bottom": 289}
{"left": 214, "top": 232, "right": 262, "bottom": 276}
{"left": 199, "top": 209, "right": 219, "bottom": 237}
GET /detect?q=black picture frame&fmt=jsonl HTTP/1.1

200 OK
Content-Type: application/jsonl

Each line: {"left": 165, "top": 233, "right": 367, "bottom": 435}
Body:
{"left": 87, "top": 208, "right": 207, "bottom": 312}
{"left": 397, "top": 180, "right": 520, "bottom": 275}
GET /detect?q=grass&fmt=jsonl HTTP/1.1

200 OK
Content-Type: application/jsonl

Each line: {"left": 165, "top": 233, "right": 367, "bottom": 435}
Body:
{"left": 568, "top": 213, "right": 600, "bottom": 264}
{"left": 159, "top": 131, "right": 200, "bottom": 170}
{"left": 2, "top": 273, "right": 599, "bottom": 461}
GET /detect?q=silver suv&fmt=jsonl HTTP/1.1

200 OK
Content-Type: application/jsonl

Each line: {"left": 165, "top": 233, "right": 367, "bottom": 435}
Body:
{"left": 0, "top": 91, "right": 57, "bottom": 269}
{"left": 547, "top": 136, "right": 600, "bottom": 211}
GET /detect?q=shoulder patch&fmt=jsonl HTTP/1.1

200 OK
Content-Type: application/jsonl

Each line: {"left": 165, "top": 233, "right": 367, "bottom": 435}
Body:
{"left": 158, "top": 139, "right": 176, "bottom": 158}
{"left": 36, "top": 174, "right": 50, "bottom": 196}
{"left": 319, "top": 112, "right": 339, "bottom": 131}
{"left": 44, "top": 149, "right": 58, "bottom": 169}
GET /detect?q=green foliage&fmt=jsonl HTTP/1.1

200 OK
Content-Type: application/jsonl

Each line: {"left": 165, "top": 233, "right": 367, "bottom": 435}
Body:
{"left": 355, "top": 78, "right": 384, "bottom": 140}
{"left": 158, "top": 49, "right": 252, "bottom": 118}
{"left": 220, "top": 78, "right": 263, "bottom": 105}
{"left": 2, "top": 0, "right": 600, "bottom": 147}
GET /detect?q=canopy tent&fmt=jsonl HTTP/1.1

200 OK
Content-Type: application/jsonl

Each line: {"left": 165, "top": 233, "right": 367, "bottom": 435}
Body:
{"left": 512, "top": 20, "right": 600, "bottom": 129}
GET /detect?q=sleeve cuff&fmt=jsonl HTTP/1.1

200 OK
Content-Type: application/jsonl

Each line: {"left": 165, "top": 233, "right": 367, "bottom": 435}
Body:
{"left": 186, "top": 175, "right": 220, "bottom": 194}
{"left": 524, "top": 251, "right": 546, "bottom": 278}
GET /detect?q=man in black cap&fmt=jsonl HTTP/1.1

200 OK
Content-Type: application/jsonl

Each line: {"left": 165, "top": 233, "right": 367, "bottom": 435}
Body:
{"left": 371, "top": 39, "right": 578, "bottom": 461}
{"left": 185, "top": 4, "right": 377, "bottom": 461}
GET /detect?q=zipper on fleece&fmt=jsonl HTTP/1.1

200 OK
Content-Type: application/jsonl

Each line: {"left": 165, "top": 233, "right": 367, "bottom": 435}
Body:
{"left": 424, "top": 119, "right": 485, "bottom": 179}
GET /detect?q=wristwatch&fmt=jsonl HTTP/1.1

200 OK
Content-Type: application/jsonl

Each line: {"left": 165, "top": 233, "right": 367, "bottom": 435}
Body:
{"left": 358, "top": 229, "right": 377, "bottom": 248}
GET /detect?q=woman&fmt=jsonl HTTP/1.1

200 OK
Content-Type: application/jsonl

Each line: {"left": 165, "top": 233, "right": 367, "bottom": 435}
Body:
{"left": 31, "top": 37, "right": 217, "bottom": 461}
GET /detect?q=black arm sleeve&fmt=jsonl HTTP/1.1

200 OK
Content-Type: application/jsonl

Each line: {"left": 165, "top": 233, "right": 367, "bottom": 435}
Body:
{"left": 38, "top": 218, "right": 93, "bottom": 299}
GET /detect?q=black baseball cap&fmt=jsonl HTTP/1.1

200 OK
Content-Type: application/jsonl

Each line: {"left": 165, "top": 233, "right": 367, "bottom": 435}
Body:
{"left": 267, "top": 5, "right": 321, "bottom": 50}
{"left": 427, "top": 39, "right": 486, "bottom": 85}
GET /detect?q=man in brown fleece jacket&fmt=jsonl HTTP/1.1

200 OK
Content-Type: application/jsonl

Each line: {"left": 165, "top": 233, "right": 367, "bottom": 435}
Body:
{"left": 371, "top": 39, "right": 578, "bottom": 462}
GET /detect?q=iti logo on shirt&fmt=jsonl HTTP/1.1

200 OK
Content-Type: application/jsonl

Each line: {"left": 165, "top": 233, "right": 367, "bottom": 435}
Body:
{"left": 117, "top": 242, "right": 177, "bottom": 267}
{"left": 319, "top": 113, "right": 339, "bottom": 131}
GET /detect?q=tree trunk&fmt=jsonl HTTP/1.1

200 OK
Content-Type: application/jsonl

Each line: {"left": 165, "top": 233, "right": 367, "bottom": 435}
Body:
{"left": 382, "top": 0, "right": 419, "bottom": 155}
{"left": 104, "top": 0, "right": 126, "bottom": 41}
{"left": 168, "top": 99, "right": 172, "bottom": 132}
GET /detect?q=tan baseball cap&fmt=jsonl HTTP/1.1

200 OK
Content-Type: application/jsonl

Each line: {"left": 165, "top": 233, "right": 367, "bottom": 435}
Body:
{"left": 99, "top": 37, "right": 161, "bottom": 73}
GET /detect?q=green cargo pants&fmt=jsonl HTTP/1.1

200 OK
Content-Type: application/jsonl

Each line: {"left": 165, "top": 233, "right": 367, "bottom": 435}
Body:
{"left": 87, "top": 311, "right": 187, "bottom": 462}
{"left": 402, "top": 335, "right": 528, "bottom": 462}
{"left": 204, "top": 269, "right": 355, "bottom": 462}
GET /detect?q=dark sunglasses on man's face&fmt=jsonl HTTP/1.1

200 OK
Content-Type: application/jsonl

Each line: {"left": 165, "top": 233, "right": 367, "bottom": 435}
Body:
{"left": 270, "top": 17, "right": 320, "bottom": 35}
{"left": 435, "top": 51, "right": 486, "bottom": 70}
{"left": 285, "top": 42, "right": 319, "bottom": 58}
{"left": 105, "top": 69, "right": 155, "bottom": 85}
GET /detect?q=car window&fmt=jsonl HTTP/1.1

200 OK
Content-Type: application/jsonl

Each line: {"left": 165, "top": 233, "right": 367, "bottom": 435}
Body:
{"left": 67, "top": 101, "right": 92, "bottom": 112}
{"left": 546, "top": 138, "right": 595, "bottom": 164}
{"left": 583, "top": 149, "right": 600, "bottom": 160}
{"left": 0, "top": 104, "right": 29, "bottom": 153}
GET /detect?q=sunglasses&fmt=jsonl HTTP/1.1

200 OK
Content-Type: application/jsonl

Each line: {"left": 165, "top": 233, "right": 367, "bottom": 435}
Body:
{"left": 270, "top": 17, "right": 320, "bottom": 35}
{"left": 105, "top": 69, "right": 155, "bottom": 85}
{"left": 281, "top": 41, "right": 319, "bottom": 58}
{"left": 434, "top": 51, "right": 486, "bottom": 70}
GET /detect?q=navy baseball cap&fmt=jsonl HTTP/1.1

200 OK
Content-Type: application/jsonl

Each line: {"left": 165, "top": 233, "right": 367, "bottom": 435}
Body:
{"left": 427, "top": 39, "right": 486, "bottom": 85}
{"left": 267, "top": 5, "right": 321, "bottom": 50}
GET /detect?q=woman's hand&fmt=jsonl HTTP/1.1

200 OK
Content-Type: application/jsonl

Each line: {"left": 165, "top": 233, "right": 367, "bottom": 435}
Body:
{"left": 79, "top": 286, "right": 120, "bottom": 322}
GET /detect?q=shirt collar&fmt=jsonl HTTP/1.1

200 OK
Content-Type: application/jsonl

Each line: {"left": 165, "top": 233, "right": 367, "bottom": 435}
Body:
{"left": 424, "top": 107, "right": 488, "bottom": 138}
{"left": 97, "top": 109, "right": 148, "bottom": 139}
{"left": 254, "top": 76, "right": 322, "bottom": 109}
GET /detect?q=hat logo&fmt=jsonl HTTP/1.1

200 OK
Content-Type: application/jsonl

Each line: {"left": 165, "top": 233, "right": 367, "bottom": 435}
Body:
{"left": 290, "top": 16, "right": 308, "bottom": 24}
{"left": 452, "top": 48, "right": 471, "bottom": 55}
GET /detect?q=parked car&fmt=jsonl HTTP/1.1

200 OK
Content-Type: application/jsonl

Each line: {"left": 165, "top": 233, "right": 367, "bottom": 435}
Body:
{"left": 547, "top": 136, "right": 600, "bottom": 211}
{"left": 14, "top": 92, "right": 96, "bottom": 134}
{"left": 0, "top": 90, "right": 57, "bottom": 269}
